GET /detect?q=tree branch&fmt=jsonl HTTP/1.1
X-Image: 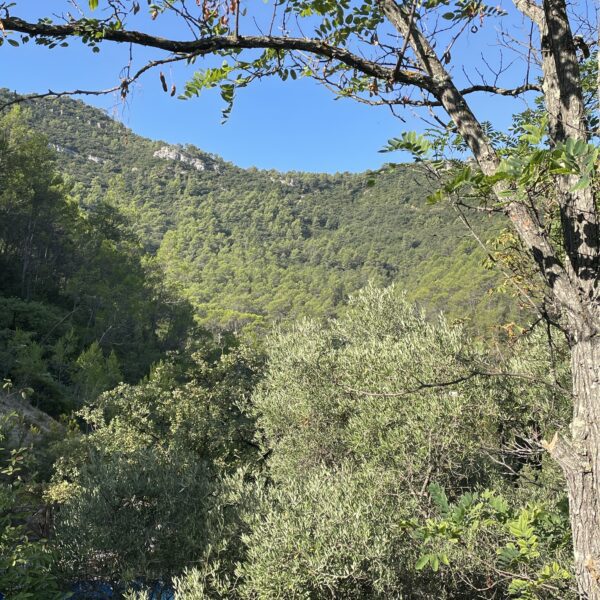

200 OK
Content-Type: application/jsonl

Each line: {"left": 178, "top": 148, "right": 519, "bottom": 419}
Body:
{"left": 1, "top": 15, "right": 430, "bottom": 90}
{"left": 542, "top": 432, "right": 586, "bottom": 474}
{"left": 0, "top": 87, "right": 121, "bottom": 111}
{"left": 379, "top": 0, "right": 591, "bottom": 328}
{"left": 1, "top": 14, "right": 542, "bottom": 105}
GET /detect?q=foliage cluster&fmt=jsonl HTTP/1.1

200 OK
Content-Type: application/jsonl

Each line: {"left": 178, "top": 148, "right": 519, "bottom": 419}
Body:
{"left": 0, "top": 107, "right": 194, "bottom": 415}
{"left": 230, "top": 285, "right": 572, "bottom": 599}
{"left": 0, "top": 409, "right": 62, "bottom": 599}
{"left": 48, "top": 341, "right": 262, "bottom": 588}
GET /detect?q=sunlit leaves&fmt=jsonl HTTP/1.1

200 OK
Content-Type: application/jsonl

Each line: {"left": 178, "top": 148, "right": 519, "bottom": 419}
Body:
{"left": 428, "top": 482, "right": 450, "bottom": 514}
{"left": 495, "top": 137, "right": 599, "bottom": 195}
{"left": 385, "top": 123, "right": 598, "bottom": 206}
{"left": 518, "top": 117, "right": 548, "bottom": 147}
{"left": 181, "top": 61, "right": 252, "bottom": 122}
{"left": 439, "top": 0, "right": 506, "bottom": 23}
{"left": 182, "top": 61, "right": 235, "bottom": 97}
{"left": 286, "top": 0, "right": 383, "bottom": 45}
{"left": 381, "top": 131, "right": 433, "bottom": 159}
{"left": 408, "top": 486, "right": 573, "bottom": 599}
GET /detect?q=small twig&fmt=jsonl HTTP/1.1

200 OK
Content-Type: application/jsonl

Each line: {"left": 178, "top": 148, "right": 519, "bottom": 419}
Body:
{"left": 452, "top": 200, "right": 542, "bottom": 316}
{"left": 235, "top": 0, "right": 240, "bottom": 39}
{"left": 391, "top": 0, "right": 417, "bottom": 82}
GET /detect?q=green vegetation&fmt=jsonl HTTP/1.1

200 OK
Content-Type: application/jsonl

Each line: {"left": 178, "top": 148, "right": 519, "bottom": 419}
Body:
{"left": 116, "top": 285, "right": 570, "bottom": 599}
{"left": 0, "top": 397, "right": 63, "bottom": 599}
{"left": 0, "top": 100, "right": 575, "bottom": 599}
{"left": 233, "top": 285, "right": 571, "bottom": 599}
{"left": 0, "top": 105, "right": 194, "bottom": 415}
{"left": 2, "top": 0, "right": 598, "bottom": 593}
{"left": 0, "top": 89, "right": 517, "bottom": 334}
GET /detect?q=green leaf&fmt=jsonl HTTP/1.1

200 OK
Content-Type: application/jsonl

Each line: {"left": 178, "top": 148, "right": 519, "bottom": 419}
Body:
{"left": 429, "top": 483, "right": 450, "bottom": 514}
{"left": 426, "top": 189, "right": 445, "bottom": 204}
{"left": 571, "top": 176, "right": 590, "bottom": 191}
{"left": 415, "top": 555, "right": 430, "bottom": 571}
{"left": 381, "top": 132, "right": 432, "bottom": 158}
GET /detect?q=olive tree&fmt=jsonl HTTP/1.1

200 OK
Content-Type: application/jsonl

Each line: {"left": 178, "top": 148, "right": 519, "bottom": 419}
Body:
{"left": 2, "top": 0, "right": 599, "bottom": 594}
{"left": 236, "top": 285, "right": 571, "bottom": 598}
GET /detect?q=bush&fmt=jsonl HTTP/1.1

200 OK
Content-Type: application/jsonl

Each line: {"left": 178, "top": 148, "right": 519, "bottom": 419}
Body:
{"left": 50, "top": 346, "right": 262, "bottom": 587}
{"left": 0, "top": 415, "right": 62, "bottom": 599}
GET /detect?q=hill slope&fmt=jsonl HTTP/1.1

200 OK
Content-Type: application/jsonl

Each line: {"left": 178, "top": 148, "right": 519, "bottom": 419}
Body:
{"left": 1, "top": 90, "right": 515, "bottom": 332}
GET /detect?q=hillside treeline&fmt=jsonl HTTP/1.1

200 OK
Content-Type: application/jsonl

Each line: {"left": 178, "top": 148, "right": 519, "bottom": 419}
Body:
{"left": 1, "top": 90, "right": 518, "bottom": 334}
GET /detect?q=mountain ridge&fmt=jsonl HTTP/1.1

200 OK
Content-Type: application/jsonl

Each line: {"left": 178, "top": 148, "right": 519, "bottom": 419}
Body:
{"left": 1, "top": 89, "right": 516, "bottom": 332}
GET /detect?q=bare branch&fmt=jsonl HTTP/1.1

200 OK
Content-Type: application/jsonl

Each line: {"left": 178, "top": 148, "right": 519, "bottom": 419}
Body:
{"left": 341, "top": 367, "right": 567, "bottom": 399}
{"left": 0, "top": 86, "right": 122, "bottom": 111}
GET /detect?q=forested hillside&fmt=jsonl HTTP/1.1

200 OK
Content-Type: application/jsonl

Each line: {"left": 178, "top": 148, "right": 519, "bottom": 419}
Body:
{"left": 0, "top": 89, "right": 516, "bottom": 332}
{"left": 4, "top": 0, "right": 600, "bottom": 594}
{"left": 0, "top": 106, "right": 199, "bottom": 417}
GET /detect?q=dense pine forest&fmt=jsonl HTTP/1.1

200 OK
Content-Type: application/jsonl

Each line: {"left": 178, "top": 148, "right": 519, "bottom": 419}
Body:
{"left": 0, "top": 92, "right": 577, "bottom": 599}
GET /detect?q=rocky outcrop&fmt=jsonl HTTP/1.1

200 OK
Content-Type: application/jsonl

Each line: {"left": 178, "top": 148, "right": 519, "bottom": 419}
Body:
{"left": 153, "top": 145, "right": 212, "bottom": 172}
{"left": 269, "top": 176, "right": 295, "bottom": 187}
{"left": 49, "top": 143, "right": 77, "bottom": 156}
{"left": 0, "top": 392, "right": 63, "bottom": 446}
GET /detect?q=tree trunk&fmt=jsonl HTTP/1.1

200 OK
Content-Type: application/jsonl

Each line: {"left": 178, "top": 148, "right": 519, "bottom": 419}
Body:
{"left": 553, "top": 337, "right": 600, "bottom": 598}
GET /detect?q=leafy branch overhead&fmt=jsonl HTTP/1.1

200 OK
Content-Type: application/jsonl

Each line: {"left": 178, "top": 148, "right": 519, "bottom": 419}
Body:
{"left": 1, "top": 0, "right": 540, "bottom": 117}
{"left": 381, "top": 114, "right": 598, "bottom": 217}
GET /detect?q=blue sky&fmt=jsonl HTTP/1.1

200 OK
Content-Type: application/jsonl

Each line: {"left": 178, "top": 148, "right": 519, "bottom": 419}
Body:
{"left": 1, "top": 1, "right": 538, "bottom": 173}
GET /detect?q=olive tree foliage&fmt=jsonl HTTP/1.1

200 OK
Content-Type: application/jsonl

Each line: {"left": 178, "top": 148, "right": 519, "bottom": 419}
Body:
{"left": 2, "top": 0, "right": 600, "bottom": 594}
{"left": 145, "top": 285, "right": 570, "bottom": 599}
{"left": 53, "top": 448, "right": 223, "bottom": 583}
{"left": 254, "top": 284, "right": 500, "bottom": 490}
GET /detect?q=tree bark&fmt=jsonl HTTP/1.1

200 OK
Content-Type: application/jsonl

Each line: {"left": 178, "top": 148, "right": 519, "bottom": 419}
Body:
{"left": 547, "top": 336, "right": 600, "bottom": 598}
